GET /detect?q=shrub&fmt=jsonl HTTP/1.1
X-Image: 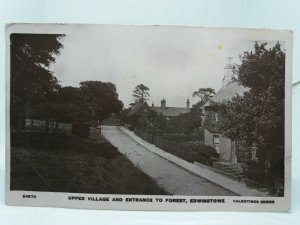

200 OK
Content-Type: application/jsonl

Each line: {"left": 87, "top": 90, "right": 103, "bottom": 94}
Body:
{"left": 187, "top": 141, "right": 219, "bottom": 166}
{"left": 72, "top": 123, "right": 90, "bottom": 138}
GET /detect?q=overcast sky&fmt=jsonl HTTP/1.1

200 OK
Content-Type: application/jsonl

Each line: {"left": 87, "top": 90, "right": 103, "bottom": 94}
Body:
{"left": 50, "top": 25, "right": 273, "bottom": 108}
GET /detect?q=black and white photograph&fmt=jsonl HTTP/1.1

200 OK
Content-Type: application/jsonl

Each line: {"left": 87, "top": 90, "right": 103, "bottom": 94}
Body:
{"left": 5, "top": 24, "right": 292, "bottom": 211}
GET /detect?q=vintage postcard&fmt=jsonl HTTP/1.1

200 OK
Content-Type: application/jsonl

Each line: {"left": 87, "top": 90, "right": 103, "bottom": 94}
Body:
{"left": 5, "top": 24, "right": 292, "bottom": 211}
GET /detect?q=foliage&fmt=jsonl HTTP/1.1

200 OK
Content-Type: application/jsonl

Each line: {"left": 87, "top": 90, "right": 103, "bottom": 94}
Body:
{"left": 166, "top": 110, "right": 202, "bottom": 135}
{"left": 137, "top": 110, "right": 167, "bottom": 135}
{"left": 132, "top": 84, "right": 150, "bottom": 104}
{"left": 208, "top": 42, "right": 285, "bottom": 146}
{"left": 191, "top": 87, "right": 215, "bottom": 122}
{"left": 79, "top": 81, "right": 124, "bottom": 123}
{"left": 120, "top": 107, "right": 132, "bottom": 125}
{"left": 71, "top": 123, "right": 90, "bottom": 138}
{"left": 188, "top": 141, "right": 219, "bottom": 166}
{"left": 192, "top": 88, "right": 215, "bottom": 105}
{"left": 10, "top": 34, "right": 124, "bottom": 131}
{"left": 55, "top": 86, "right": 89, "bottom": 123}
{"left": 10, "top": 33, "right": 65, "bottom": 130}
{"left": 204, "top": 42, "right": 285, "bottom": 186}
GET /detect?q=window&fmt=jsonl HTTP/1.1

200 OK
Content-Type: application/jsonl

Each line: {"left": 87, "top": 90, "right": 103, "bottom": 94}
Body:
{"left": 213, "top": 135, "right": 220, "bottom": 153}
{"left": 250, "top": 141, "right": 258, "bottom": 161}
{"left": 250, "top": 146, "right": 258, "bottom": 161}
{"left": 215, "top": 113, "right": 219, "bottom": 122}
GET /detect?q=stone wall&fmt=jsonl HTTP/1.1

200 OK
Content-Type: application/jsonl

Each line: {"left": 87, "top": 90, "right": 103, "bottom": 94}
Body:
{"left": 204, "top": 129, "right": 236, "bottom": 163}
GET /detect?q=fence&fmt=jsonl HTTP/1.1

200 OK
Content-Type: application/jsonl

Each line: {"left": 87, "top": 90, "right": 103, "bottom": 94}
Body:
{"left": 160, "top": 134, "right": 202, "bottom": 142}
{"left": 24, "top": 119, "right": 104, "bottom": 137}
{"left": 25, "top": 119, "right": 72, "bottom": 134}
{"left": 134, "top": 129, "right": 203, "bottom": 162}
{"left": 25, "top": 119, "right": 46, "bottom": 128}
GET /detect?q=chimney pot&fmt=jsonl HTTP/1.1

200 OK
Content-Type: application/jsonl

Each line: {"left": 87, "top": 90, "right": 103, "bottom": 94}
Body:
{"left": 161, "top": 99, "right": 166, "bottom": 108}
{"left": 186, "top": 99, "right": 190, "bottom": 109}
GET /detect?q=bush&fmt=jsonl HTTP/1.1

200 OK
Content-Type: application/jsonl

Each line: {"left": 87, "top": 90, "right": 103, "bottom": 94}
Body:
{"left": 161, "top": 135, "right": 200, "bottom": 142}
{"left": 72, "top": 123, "right": 90, "bottom": 138}
{"left": 187, "top": 141, "right": 219, "bottom": 166}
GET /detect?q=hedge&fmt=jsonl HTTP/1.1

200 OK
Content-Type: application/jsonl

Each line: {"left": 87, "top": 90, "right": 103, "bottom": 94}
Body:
{"left": 72, "top": 123, "right": 90, "bottom": 138}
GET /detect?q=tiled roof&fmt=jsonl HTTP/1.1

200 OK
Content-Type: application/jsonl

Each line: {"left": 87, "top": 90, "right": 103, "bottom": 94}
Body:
{"left": 204, "top": 82, "right": 249, "bottom": 107}
{"left": 152, "top": 106, "right": 190, "bottom": 117}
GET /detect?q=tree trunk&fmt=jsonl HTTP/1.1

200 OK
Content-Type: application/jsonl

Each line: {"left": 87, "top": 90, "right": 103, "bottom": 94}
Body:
{"left": 45, "top": 119, "right": 49, "bottom": 133}
{"left": 16, "top": 109, "right": 25, "bottom": 133}
{"left": 55, "top": 120, "right": 59, "bottom": 132}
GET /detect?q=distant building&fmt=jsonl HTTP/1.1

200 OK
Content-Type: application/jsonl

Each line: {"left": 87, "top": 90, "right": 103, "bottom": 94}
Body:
{"left": 127, "top": 101, "right": 150, "bottom": 117}
{"left": 126, "top": 99, "right": 191, "bottom": 125}
{"left": 151, "top": 99, "right": 191, "bottom": 120}
{"left": 203, "top": 58, "right": 249, "bottom": 164}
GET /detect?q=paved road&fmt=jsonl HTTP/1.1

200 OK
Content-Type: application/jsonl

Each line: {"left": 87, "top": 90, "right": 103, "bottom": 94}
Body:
{"left": 101, "top": 126, "right": 235, "bottom": 196}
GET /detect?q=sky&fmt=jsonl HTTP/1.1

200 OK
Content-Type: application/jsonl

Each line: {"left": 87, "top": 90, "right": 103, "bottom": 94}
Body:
{"left": 49, "top": 25, "right": 277, "bottom": 108}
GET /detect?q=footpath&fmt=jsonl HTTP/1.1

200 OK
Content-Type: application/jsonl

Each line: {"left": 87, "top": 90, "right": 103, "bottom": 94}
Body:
{"left": 119, "top": 126, "right": 270, "bottom": 197}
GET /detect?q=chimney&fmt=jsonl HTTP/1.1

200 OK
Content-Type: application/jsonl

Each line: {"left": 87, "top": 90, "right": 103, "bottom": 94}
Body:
{"left": 161, "top": 99, "right": 166, "bottom": 108}
{"left": 186, "top": 99, "right": 190, "bottom": 109}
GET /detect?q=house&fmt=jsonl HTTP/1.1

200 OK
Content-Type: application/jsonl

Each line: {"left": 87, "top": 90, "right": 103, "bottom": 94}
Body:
{"left": 151, "top": 99, "right": 191, "bottom": 120}
{"left": 126, "top": 102, "right": 150, "bottom": 128}
{"left": 126, "top": 99, "right": 191, "bottom": 127}
{"left": 203, "top": 59, "right": 249, "bottom": 165}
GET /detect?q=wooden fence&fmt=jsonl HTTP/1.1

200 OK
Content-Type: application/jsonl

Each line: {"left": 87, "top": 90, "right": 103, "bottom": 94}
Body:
{"left": 25, "top": 119, "right": 72, "bottom": 134}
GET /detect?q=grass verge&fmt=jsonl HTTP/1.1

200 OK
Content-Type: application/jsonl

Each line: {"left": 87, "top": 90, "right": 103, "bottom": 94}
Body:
{"left": 10, "top": 131, "right": 167, "bottom": 195}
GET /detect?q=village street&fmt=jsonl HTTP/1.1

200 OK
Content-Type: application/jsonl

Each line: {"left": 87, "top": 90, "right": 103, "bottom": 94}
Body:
{"left": 101, "top": 125, "right": 235, "bottom": 196}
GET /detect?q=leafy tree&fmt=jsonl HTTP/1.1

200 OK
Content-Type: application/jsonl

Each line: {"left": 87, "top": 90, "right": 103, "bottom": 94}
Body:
{"left": 132, "top": 84, "right": 150, "bottom": 104}
{"left": 79, "top": 81, "right": 123, "bottom": 124}
{"left": 166, "top": 110, "right": 202, "bottom": 135}
{"left": 192, "top": 88, "right": 215, "bottom": 118}
{"left": 205, "top": 42, "right": 285, "bottom": 188}
{"left": 142, "top": 111, "right": 167, "bottom": 135}
{"left": 55, "top": 86, "right": 90, "bottom": 123}
{"left": 192, "top": 88, "right": 215, "bottom": 105}
{"left": 120, "top": 107, "right": 132, "bottom": 125}
{"left": 10, "top": 33, "right": 64, "bottom": 131}
{"left": 234, "top": 42, "right": 284, "bottom": 149}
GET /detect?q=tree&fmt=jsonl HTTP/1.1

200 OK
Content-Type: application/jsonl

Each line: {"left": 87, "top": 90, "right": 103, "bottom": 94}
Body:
{"left": 205, "top": 42, "right": 285, "bottom": 189}
{"left": 132, "top": 84, "right": 150, "bottom": 104}
{"left": 79, "top": 81, "right": 123, "bottom": 124}
{"left": 192, "top": 88, "right": 215, "bottom": 105}
{"left": 55, "top": 86, "right": 90, "bottom": 123}
{"left": 10, "top": 33, "right": 65, "bottom": 131}
{"left": 168, "top": 111, "right": 202, "bottom": 135}
{"left": 139, "top": 110, "right": 167, "bottom": 135}
{"left": 192, "top": 88, "right": 215, "bottom": 117}
{"left": 235, "top": 42, "right": 285, "bottom": 148}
